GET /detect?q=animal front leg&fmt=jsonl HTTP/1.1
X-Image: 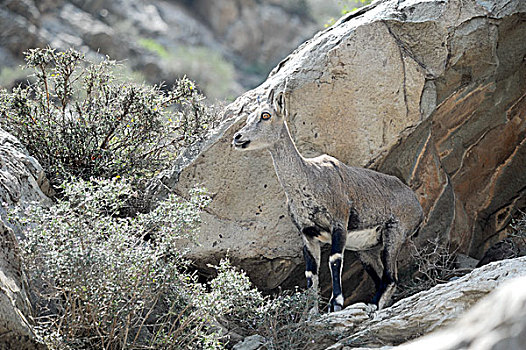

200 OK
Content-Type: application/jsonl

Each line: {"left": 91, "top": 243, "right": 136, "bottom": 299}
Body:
{"left": 303, "top": 236, "right": 321, "bottom": 315}
{"left": 329, "top": 225, "right": 347, "bottom": 312}
{"left": 302, "top": 237, "right": 320, "bottom": 291}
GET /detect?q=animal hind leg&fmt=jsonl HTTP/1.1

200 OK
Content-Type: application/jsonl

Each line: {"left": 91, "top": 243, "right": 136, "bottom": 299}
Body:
{"left": 356, "top": 249, "right": 384, "bottom": 305}
{"left": 377, "top": 222, "right": 405, "bottom": 309}
{"left": 329, "top": 224, "right": 347, "bottom": 312}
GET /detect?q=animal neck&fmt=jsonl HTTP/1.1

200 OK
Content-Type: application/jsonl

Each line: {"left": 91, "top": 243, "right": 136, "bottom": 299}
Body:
{"left": 268, "top": 121, "right": 307, "bottom": 192}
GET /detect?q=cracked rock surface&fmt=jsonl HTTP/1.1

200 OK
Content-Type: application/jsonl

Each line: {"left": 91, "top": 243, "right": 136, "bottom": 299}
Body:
{"left": 155, "top": 0, "right": 526, "bottom": 299}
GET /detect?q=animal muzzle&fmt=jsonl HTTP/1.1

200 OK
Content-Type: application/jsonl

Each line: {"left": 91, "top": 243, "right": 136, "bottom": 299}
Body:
{"left": 232, "top": 132, "right": 251, "bottom": 149}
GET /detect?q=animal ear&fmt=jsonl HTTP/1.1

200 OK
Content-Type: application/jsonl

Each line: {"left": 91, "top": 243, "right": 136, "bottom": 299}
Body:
{"left": 273, "top": 91, "right": 286, "bottom": 116}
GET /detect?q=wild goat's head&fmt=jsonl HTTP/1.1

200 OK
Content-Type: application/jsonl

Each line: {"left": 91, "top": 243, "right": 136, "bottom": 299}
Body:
{"left": 232, "top": 90, "right": 287, "bottom": 151}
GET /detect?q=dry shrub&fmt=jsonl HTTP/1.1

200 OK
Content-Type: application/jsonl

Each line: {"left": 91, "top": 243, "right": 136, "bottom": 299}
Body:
{"left": 396, "top": 238, "right": 460, "bottom": 300}
{"left": 0, "top": 47, "right": 219, "bottom": 188}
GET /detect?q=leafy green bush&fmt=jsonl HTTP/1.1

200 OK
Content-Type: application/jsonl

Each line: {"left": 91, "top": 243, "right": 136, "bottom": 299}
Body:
{"left": 256, "top": 289, "right": 315, "bottom": 350}
{"left": 206, "top": 259, "right": 266, "bottom": 336}
{"left": 206, "top": 260, "right": 315, "bottom": 350}
{"left": 0, "top": 47, "right": 219, "bottom": 188}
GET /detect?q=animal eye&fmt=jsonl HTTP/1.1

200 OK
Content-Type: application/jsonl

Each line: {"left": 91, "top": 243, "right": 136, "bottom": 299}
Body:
{"left": 261, "top": 112, "right": 271, "bottom": 120}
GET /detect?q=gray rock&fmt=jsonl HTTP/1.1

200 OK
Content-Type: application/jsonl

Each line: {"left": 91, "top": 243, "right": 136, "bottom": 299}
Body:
{"left": 0, "top": 128, "right": 50, "bottom": 349}
{"left": 0, "top": 7, "right": 44, "bottom": 59}
{"left": 353, "top": 270, "right": 526, "bottom": 350}
{"left": 0, "top": 221, "right": 45, "bottom": 350}
{"left": 397, "top": 276, "right": 526, "bottom": 350}
{"left": 0, "top": 129, "right": 52, "bottom": 210}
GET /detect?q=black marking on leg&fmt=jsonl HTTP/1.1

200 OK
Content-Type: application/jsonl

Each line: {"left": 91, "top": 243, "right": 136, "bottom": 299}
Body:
{"left": 331, "top": 227, "right": 346, "bottom": 255}
{"left": 381, "top": 245, "right": 397, "bottom": 284}
{"left": 303, "top": 245, "right": 317, "bottom": 289}
{"left": 371, "top": 246, "right": 396, "bottom": 305}
{"left": 329, "top": 226, "right": 346, "bottom": 311}
{"left": 330, "top": 257, "right": 342, "bottom": 297}
{"left": 371, "top": 280, "right": 387, "bottom": 305}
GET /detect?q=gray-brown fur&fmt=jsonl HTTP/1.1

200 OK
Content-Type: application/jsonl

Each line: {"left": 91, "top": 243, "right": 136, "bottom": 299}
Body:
{"left": 233, "top": 91, "right": 424, "bottom": 311}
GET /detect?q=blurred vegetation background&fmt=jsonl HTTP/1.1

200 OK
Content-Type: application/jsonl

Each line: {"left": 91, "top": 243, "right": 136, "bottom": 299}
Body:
{"left": 0, "top": 0, "right": 369, "bottom": 102}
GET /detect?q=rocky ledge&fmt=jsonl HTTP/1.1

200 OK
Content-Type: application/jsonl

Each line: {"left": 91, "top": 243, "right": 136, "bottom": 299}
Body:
{"left": 233, "top": 257, "right": 526, "bottom": 350}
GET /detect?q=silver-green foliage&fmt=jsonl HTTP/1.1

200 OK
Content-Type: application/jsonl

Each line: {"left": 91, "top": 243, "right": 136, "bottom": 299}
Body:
{"left": 11, "top": 177, "right": 217, "bottom": 349}
{"left": 206, "top": 260, "right": 315, "bottom": 350}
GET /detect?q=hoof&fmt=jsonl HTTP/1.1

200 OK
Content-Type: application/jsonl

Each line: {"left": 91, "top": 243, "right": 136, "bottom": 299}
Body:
{"left": 346, "top": 302, "right": 376, "bottom": 313}
{"left": 335, "top": 303, "right": 374, "bottom": 322}
{"left": 377, "top": 283, "right": 396, "bottom": 310}
{"left": 332, "top": 304, "right": 342, "bottom": 312}
{"left": 329, "top": 294, "right": 344, "bottom": 312}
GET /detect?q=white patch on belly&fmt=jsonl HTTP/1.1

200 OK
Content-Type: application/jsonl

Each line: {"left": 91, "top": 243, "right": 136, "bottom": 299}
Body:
{"left": 346, "top": 226, "right": 382, "bottom": 250}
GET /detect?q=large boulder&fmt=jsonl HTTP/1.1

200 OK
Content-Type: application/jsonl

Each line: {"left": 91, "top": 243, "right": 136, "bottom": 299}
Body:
{"left": 0, "top": 128, "right": 51, "bottom": 349}
{"left": 155, "top": 0, "right": 526, "bottom": 302}
{"left": 391, "top": 276, "right": 526, "bottom": 350}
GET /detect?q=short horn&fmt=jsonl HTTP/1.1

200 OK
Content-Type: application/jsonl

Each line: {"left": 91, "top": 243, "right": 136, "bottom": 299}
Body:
{"left": 267, "top": 88, "right": 275, "bottom": 104}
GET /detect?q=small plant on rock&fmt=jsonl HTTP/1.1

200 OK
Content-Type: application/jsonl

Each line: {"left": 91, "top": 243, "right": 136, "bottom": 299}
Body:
{"left": 396, "top": 238, "right": 459, "bottom": 300}
{"left": 325, "top": 0, "right": 372, "bottom": 27}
